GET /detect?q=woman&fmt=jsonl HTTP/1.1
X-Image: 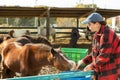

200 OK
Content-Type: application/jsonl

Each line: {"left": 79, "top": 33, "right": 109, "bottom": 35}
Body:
{"left": 76, "top": 12, "right": 120, "bottom": 80}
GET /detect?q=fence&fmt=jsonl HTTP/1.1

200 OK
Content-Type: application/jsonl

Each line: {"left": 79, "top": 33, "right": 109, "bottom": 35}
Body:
{"left": 6, "top": 70, "right": 94, "bottom": 80}
{"left": 0, "top": 26, "right": 86, "bottom": 39}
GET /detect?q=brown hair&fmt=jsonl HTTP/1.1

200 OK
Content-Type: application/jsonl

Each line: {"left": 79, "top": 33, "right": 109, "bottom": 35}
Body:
{"left": 91, "top": 21, "right": 106, "bottom": 25}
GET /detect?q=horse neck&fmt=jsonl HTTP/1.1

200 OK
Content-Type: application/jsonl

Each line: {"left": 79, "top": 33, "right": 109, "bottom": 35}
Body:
{"left": 29, "top": 52, "right": 52, "bottom": 69}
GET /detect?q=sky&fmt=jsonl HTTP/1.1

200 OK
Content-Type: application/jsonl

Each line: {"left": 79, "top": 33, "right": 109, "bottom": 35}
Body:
{"left": 0, "top": 0, "right": 120, "bottom": 9}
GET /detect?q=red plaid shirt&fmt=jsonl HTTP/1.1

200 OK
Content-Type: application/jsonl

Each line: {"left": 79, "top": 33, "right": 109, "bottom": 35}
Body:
{"left": 83, "top": 25, "right": 120, "bottom": 80}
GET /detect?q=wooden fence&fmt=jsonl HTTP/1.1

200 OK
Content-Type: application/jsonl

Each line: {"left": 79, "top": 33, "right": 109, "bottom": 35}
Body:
{"left": 0, "top": 27, "right": 86, "bottom": 39}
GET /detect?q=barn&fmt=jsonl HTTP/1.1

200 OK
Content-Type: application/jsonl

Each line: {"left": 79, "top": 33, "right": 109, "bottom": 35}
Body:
{"left": 0, "top": 6, "right": 120, "bottom": 79}
{"left": 0, "top": 7, "right": 120, "bottom": 40}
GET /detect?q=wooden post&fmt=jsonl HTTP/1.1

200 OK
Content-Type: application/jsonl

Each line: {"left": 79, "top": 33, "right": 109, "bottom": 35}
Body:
{"left": 6, "top": 18, "right": 9, "bottom": 26}
{"left": 77, "top": 17, "right": 79, "bottom": 29}
{"left": 46, "top": 8, "right": 50, "bottom": 40}
{"left": 37, "top": 17, "right": 41, "bottom": 35}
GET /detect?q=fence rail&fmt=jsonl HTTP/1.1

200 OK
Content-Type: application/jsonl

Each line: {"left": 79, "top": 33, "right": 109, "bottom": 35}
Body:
{"left": 0, "top": 27, "right": 37, "bottom": 29}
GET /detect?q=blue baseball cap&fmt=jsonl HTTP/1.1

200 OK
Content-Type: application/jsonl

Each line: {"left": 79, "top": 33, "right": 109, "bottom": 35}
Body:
{"left": 82, "top": 12, "right": 103, "bottom": 24}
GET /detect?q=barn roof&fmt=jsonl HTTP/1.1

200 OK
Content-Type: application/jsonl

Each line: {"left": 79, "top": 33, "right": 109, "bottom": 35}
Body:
{"left": 0, "top": 6, "right": 120, "bottom": 18}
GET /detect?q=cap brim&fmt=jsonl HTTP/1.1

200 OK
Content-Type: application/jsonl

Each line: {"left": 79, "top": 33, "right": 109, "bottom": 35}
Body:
{"left": 82, "top": 19, "right": 90, "bottom": 24}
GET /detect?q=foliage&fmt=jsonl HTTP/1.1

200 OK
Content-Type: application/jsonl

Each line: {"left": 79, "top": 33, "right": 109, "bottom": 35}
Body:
{"left": 0, "top": 17, "right": 56, "bottom": 27}
{"left": 0, "top": 17, "right": 6, "bottom": 24}
{"left": 76, "top": 3, "right": 98, "bottom": 8}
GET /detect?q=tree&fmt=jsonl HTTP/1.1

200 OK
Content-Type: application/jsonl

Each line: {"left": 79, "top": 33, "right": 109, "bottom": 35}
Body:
{"left": 76, "top": 3, "right": 98, "bottom": 8}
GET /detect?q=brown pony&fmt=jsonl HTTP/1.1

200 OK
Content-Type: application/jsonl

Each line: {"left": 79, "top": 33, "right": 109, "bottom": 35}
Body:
{"left": 1, "top": 42, "right": 76, "bottom": 78}
{"left": 0, "top": 35, "right": 52, "bottom": 46}
{"left": 0, "top": 35, "right": 52, "bottom": 63}
{"left": 0, "top": 35, "right": 52, "bottom": 49}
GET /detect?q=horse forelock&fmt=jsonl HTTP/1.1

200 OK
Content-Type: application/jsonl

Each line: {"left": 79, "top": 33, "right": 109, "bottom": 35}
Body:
{"left": 51, "top": 48, "right": 70, "bottom": 63}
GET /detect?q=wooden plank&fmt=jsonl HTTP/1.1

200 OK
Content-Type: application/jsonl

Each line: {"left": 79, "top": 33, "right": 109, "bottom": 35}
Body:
{"left": 0, "top": 32, "right": 37, "bottom": 34}
{"left": 0, "top": 27, "right": 37, "bottom": 29}
{"left": 56, "top": 36, "right": 70, "bottom": 38}
{"left": 56, "top": 32, "right": 71, "bottom": 34}
{"left": 54, "top": 27, "right": 86, "bottom": 29}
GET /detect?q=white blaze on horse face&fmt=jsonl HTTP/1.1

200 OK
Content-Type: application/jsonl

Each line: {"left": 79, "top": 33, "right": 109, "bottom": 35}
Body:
{"left": 59, "top": 53, "right": 69, "bottom": 61}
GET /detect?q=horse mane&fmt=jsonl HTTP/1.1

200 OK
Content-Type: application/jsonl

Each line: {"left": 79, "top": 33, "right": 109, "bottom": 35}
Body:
{"left": 22, "top": 35, "right": 52, "bottom": 47}
{"left": 15, "top": 37, "right": 32, "bottom": 46}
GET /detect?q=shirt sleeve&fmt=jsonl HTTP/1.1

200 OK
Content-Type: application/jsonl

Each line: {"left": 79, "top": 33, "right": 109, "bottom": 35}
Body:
{"left": 83, "top": 51, "right": 93, "bottom": 65}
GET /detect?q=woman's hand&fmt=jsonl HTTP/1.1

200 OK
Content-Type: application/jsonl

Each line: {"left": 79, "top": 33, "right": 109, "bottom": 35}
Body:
{"left": 84, "top": 63, "right": 95, "bottom": 80}
{"left": 75, "top": 60, "right": 83, "bottom": 70}
{"left": 83, "top": 63, "right": 93, "bottom": 71}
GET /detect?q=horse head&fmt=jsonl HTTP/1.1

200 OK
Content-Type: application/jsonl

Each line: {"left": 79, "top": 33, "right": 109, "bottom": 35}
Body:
{"left": 49, "top": 48, "right": 76, "bottom": 71}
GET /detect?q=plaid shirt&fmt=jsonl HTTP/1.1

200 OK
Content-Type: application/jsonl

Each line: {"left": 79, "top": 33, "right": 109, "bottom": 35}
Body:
{"left": 83, "top": 25, "right": 120, "bottom": 80}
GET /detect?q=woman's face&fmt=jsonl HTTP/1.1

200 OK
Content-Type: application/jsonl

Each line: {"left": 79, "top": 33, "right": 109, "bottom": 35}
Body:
{"left": 88, "top": 22, "right": 101, "bottom": 32}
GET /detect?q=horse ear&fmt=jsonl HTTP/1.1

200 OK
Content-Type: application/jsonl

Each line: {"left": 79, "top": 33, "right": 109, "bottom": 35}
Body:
{"left": 58, "top": 46, "right": 61, "bottom": 50}
{"left": 48, "top": 48, "right": 56, "bottom": 62}
{"left": 9, "top": 30, "right": 14, "bottom": 38}
{"left": 51, "top": 48, "right": 57, "bottom": 55}
{"left": 3, "top": 36, "right": 10, "bottom": 40}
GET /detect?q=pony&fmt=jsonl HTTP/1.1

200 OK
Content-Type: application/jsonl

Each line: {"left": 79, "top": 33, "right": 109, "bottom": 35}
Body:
{"left": 0, "top": 35, "right": 52, "bottom": 68}
{"left": 0, "top": 42, "right": 76, "bottom": 78}
{"left": 0, "top": 35, "right": 52, "bottom": 47}
{"left": 9, "top": 29, "right": 30, "bottom": 38}
{"left": 0, "top": 35, "right": 52, "bottom": 62}
{"left": 39, "top": 25, "right": 56, "bottom": 42}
